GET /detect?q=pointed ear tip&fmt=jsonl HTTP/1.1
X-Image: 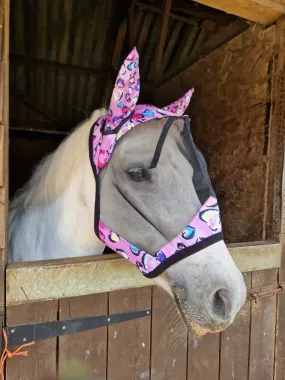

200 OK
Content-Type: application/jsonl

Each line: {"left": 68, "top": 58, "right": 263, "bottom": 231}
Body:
{"left": 130, "top": 46, "right": 139, "bottom": 55}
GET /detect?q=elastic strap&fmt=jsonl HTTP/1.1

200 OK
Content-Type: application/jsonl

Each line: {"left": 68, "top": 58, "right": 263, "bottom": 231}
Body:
{"left": 149, "top": 118, "right": 175, "bottom": 169}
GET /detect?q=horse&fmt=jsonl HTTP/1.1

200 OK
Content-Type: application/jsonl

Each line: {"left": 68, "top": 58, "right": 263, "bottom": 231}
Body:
{"left": 8, "top": 107, "right": 246, "bottom": 335}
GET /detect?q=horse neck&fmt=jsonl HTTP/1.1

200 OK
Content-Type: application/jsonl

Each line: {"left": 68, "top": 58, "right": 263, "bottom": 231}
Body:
{"left": 8, "top": 109, "right": 107, "bottom": 262}
{"left": 58, "top": 155, "right": 105, "bottom": 257}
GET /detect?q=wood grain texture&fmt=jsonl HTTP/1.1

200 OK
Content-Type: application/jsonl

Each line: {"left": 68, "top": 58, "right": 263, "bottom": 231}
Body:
{"left": 274, "top": 18, "right": 285, "bottom": 380}
{"left": 275, "top": 285, "right": 285, "bottom": 380}
{"left": 156, "top": 26, "right": 276, "bottom": 244}
{"left": 151, "top": 286, "right": 187, "bottom": 380}
{"left": 188, "top": 330, "right": 220, "bottom": 379}
{"left": 108, "top": 287, "right": 152, "bottom": 380}
{"left": 6, "top": 301, "right": 58, "bottom": 380}
{"left": 0, "top": 0, "right": 9, "bottom": 320}
{"left": 6, "top": 243, "right": 281, "bottom": 305}
{"left": 58, "top": 294, "right": 108, "bottom": 380}
{"left": 220, "top": 272, "right": 252, "bottom": 380}
{"left": 265, "top": 17, "right": 285, "bottom": 240}
{"left": 194, "top": 0, "right": 284, "bottom": 24}
{"left": 249, "top": 269, "right": 278, "bottom": 380}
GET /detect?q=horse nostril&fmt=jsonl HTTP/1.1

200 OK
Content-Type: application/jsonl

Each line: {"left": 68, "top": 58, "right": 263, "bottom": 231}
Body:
{"left": 212, "top": 289, "right": 231, "bottom": 320}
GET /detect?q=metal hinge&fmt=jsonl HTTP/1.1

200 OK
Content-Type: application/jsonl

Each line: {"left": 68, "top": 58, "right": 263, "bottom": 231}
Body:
{"left": 249, "top": 283, "right": 285, "bottom": 301}
{"left": 2, "top": 309, "right": 151, "bottom": 349}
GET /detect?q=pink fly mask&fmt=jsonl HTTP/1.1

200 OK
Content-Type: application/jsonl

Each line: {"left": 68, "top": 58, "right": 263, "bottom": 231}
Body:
{"left": 89, "top": 47, "right": 223, "bottom": 278}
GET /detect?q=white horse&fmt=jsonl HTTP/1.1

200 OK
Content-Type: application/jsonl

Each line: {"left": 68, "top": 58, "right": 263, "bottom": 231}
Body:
{"left": 8, "top": 108, "right": 246, "bottom": 335}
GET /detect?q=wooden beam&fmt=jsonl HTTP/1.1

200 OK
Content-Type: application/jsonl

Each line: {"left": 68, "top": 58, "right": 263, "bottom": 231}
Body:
{"left": 0, "top": 0, "right": 9, "bottom": 325}
{"left": 10, "top": 86, "right": 63, "bottom": 126}
{"left": 9, "top": 126, "right": 68, "bottom": 139}
{"left": 193, "top": 0, "right": 285, "bottom": 25}
{"left": 264, "top": 17, "right": 285, "bottom": 240}
{"left": 10, "top": 54, "right": 109, "bottom": 77}
{"left": 154, "top": 0, "right": 172, "bottom": 76}
{"left": 171, "top": 0, "right": 236, "bottom": 25}
{"left": 161, "top": 22, "right": 183, "bottom": 72}
{"left": 136, "top": 1, "right": 199, "bottom": 26}
{"left": 6, "top": 243, "right": 282, "bottom": 305}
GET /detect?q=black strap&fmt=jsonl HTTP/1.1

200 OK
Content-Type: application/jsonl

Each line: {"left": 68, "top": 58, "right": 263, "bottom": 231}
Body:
{"left": 149, "top": 118, "right": 175, "bottom": 169}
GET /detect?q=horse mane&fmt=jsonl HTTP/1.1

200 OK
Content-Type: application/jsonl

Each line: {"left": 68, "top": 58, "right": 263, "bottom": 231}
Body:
{"left": 10, "top": 108, "right": 107, "bottom": 210}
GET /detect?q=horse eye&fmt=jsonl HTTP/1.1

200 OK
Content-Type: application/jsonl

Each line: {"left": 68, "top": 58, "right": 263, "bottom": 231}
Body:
{"left": 127, "top": 168, "right": 149, "bottom": 182}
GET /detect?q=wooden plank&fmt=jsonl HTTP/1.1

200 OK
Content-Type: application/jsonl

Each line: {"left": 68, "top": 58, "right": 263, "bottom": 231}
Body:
{"left": 6, "top": 301, "right": 58, "bottom": 380}
{"left": 0, "top": 0, "right": 3, "bottom": 62}
{"left": 188, "top": 333, "right": 220, "bottom": 379}
{"left": 158, "top": 19, "right": 248, "bottom": 86}
{"left": 108, "top": 287, "right": 152, "bottom": 380}
{"left": 0, "top": 0, "right": 9, "bottom": 323}
{"left": 275, "top": 264, "right": 285, "bottom": 380}
{"left": 154, "top": 0, "right": 172, "bottom": 76}
{"left": 219, "top": 272, "right": 252, "bottom": 380}
{"left": 0, "top": 124, "right": 4, "bottom": 187}
{"left": 58, "top": 293, "right": 108, "bottom": 379}
{"left": 268, "top": 19, "right": 285, "bottom": 379}
{"left": 0, "top": 181, "right": 5, "bottom": 249}
{"left": 249, "top": 269, "right": 278, "bottom": 380}
{"left": 0, "top": 62, "right": 3, "bottom": 123}
{"left": 265, "top": 17, "right": 285, "bottom": 240}
{"left": 172, "top": 0, "right": 236, "bottom": 25}
{"left": 199, "top": 20, "right": 217, "bottom": 32}
{"left": 194, "top": 0, "right": 284, "bottom": 25}
{"left": 6, "top": 243, "right": 282, "bottom": 305}
{"left": 161, "top": 22, "right": 183, "bottom": 72}
{"left": 10, "top": 54, "right": 109, "bottom": 76}
{"left": 180, "top": 24, "right": 198, "bottom": 56}
{"left": 151, "top": 286, "right": 187, "bottom": 380}
{"left": 136, "top": 1, "right": 198, "bottom": 26}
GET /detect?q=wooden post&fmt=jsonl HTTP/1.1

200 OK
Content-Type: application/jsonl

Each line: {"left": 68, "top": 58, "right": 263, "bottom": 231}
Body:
{"left": 271, "top": 16, "right": 285, "bottom": 380}
{"left": 0, "top": 0, "right": 9, "bottom": 367}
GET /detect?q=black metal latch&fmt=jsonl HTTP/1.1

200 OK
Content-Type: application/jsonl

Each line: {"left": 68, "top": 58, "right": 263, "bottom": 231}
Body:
{"left": 2, "top": 309, "right": 151, "bottom": 349}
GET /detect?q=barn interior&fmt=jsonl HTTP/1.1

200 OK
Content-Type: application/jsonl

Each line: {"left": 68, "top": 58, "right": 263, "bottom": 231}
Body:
{"left": 4, "top": 3, "right": 285, "bottom": 378}
{"left": 8, "top": 0, "right": 280, "bottom": 245}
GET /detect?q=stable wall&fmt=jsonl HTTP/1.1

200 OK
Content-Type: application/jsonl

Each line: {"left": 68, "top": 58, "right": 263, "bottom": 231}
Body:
{"left": 156, "top": 25, "right": 278, "bottom": 243}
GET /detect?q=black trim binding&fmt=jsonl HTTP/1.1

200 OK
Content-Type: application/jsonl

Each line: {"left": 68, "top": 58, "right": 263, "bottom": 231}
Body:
{"left": 89, "top": 122, "right": 101, "bottom": 238}
{"left": 101, "top": 111, "right": 134, "bottom": 135}
{"left": 89, "top": 110, "right": 135, "bottom": 238}
{"left": 143, "top": 232, "right": 223, "bottom": 278}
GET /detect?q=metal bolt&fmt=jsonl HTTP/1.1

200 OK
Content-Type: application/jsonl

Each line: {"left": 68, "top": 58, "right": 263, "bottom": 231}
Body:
{"left": 62, "top": 326, "right": 66, "bottom": 330}
{"left": 107, "top": 318, "right": 111, "bottom": 322}
{"left": 11, "top": 329, "right": 15, "bottom": 334}
{"left": 146, "top": 311, "right": 150, "bottom": 315}
{"left": 23, "top": 338, "right": 27, "bottom": 342}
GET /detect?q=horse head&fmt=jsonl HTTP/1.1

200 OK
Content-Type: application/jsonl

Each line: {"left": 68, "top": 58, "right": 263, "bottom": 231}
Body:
{"left": 91, "top": 48, "right": 246, "bottom": 334}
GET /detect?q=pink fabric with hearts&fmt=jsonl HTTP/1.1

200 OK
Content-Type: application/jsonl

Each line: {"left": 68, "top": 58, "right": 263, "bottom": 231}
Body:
{"left": 89, "top": 47, "right": 223, "bottom": 278}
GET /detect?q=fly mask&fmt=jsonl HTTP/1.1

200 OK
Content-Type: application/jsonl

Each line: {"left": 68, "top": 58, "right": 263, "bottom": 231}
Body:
{"left": 89, "top": 47, "right": 223, "bottom": 278}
